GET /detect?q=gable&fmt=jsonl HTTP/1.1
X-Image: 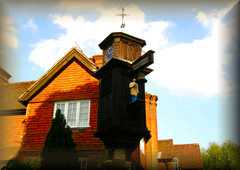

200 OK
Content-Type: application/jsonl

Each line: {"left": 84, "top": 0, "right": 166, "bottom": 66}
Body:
{"left": 29, "top": 58, "right": 98, "bottom": 103}
{"left": 19, "top": 48, "right": 98, "bottom": 105}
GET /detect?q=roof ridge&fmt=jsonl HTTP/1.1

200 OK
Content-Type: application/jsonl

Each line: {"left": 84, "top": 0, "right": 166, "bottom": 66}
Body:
{"left": 73, "top": 47, "right": 97, "bottom": 67}
{"left": 158, "top": 139, "right": 173, "bottom": 142}
{"left": 91, "top": 54, "right": 103, "bottom": 57}
{"left": 174, "top": 143, "right": 200, "bottom": 147}
{"left": 8, "top": 80, "right": 36, "bottom": 85}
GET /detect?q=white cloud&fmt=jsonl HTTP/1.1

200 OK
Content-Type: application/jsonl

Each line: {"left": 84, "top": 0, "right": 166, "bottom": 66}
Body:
{"left": 150, "top": 21, "right": 223, "bottom": 96}
{"left": 28, "top": 2, "right": 232, "bottom": 97}
{"left": 0, "top": 16, "right": 18, "bottom": 48}
{"left": 29, "top": 38, "right": 76, "bottom": 70}
{"left": 29, "top": 4, "right": 170, "bottom": 71}
{"left": 149, "top": 4, "right": 237, "bottom": 97}
{"left": 24, "top": 19, "right": 38, "bottom": 32}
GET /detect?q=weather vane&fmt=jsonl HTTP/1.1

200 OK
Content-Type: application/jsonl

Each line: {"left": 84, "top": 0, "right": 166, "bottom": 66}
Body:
{"left": 116, "top": 8, "right": 128, "bottom": 30}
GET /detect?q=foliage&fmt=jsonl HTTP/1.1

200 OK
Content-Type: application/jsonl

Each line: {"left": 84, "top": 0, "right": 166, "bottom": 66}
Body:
{"left": 1, "top": 158, "right": 40, "bottom": 170}
{"left": 201, "top": 141, "right": 240, "bottom": 170}
{"left": 41, "top": 109, "right": 78, "bottom": 170}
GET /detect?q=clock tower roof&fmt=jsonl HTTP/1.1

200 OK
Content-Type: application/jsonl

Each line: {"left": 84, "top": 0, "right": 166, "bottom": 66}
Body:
{"left": 99, "top": 32, "right": 146, "bottom": 49}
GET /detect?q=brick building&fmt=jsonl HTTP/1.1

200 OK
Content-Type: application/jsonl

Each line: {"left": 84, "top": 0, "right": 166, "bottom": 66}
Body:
{"left": 0, "top": 69, "right": 33, "bottom": 165}
{"left": 157, "top": 139, "right": 202, "bottom": 170}
{"left": 0, "top": 32, "right": 202, "bottom": 170}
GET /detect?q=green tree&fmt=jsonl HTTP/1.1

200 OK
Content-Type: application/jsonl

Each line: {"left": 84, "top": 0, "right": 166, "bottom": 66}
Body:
{"left": 201, "top": 141, "right": 240, "bottom": 170}
{"left": 41, "top": 109, "right": 78, "bottom": 170}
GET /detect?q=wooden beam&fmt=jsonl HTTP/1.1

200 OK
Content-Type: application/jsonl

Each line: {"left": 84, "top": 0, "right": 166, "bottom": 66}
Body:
{"left": 131, "top": 50, "right": 154, "bottom": 71}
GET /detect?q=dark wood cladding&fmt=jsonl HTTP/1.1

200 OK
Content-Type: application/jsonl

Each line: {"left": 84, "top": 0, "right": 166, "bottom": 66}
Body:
{"left": 95, "top": 53, "right": 153, "bottom": 149}
{"left": 117, "top": 39, "right": 142, "bottom": 62}
{"left": 99, "top": 32, "right": 146, "bottom": 49}
{"left": 100, "top": 32, "right": 145, "bottom": 63}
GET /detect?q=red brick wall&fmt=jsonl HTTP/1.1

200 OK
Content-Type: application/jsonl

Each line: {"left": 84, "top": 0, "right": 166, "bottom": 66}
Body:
{"left": 140, "top": 93, "right": 159, "bottom": 170}
{"left": 20, "top": 59, "right": 104, "bottom": 155}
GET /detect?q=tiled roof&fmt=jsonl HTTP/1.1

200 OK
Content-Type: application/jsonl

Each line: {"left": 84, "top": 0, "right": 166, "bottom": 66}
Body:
{"left": 0, "top": 67, "right": 11, "bottom": 84}
{"left": 0, "top": 67, "right": 11, "bottom": 79}
{"left": 0, "top": 81, "right": 35, "bottom": 111}
{"left": 158, "top": 139, "right": 203, "bottom": 169}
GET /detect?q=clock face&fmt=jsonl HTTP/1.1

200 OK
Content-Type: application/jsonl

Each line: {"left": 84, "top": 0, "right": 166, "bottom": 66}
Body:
{"left": 106, "top": 46, "right": 113, "bottom": 61}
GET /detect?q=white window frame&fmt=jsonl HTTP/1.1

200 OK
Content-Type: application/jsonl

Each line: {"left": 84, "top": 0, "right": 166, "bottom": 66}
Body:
{"left": 79, "top": 158, "right": 88, "bottom": 170}
{"left": 140, "top": 138, "right": 145, "bottom": 154}
{"left": 53, "top": 100, "right": 91, "bottom": 128}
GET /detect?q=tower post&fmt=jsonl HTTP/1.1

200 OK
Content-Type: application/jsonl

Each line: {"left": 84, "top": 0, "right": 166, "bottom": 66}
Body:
{"left": 95, "top": 32, "right": 154, "bottom": 170}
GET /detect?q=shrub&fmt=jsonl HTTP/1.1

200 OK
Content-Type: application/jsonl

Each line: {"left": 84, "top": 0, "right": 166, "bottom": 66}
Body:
{"left": 201, "top": 141, "right": 240, "bottom": 170}
{"left": 1, "top": 157, "right": 40, "bottom": 170}
{"left": 41, "top": 109, "right": 78, "bottom": 170}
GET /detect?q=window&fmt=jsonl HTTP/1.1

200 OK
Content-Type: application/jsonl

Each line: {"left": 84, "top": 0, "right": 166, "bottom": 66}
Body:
{"left": 79, "top": 158, "right": 88, "bottom": 170}
{"left": 54, "top": 100, "right": 90, "bottom": 128}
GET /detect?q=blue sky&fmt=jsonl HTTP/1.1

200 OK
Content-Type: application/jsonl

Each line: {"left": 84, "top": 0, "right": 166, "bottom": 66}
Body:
{"left": 0, "top": 0, "right": 238, "bottom": 149}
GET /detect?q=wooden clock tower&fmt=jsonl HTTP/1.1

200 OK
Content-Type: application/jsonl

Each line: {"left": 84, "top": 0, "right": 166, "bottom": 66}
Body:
{"left": 95, "top": 32, "right": 154, "bottom": 169}
{"left": 99, "top": 32, "right": 146, "bottom": 63}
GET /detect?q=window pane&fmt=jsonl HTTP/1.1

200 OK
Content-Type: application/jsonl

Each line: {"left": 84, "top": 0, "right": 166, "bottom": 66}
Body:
{"left": 79, "top": 101, "right": 89, "bottom": 127}
{"left": 80, "top": 101, "right": 89, "bottom": 107}
{"left": 80, "top": 106, "right": 88, "bottom": 113}
{"left": 67, "top": 102, "right": 77, "bottom": 127}
{"left": 56, "top": 103, "right": 65, "bottom": 114}
{"left": 80, "top": 159, "right": 87, "bottom": 170}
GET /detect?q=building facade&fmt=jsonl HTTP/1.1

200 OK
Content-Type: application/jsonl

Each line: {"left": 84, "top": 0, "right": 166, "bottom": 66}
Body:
{"left": 0, "top": 32, "right": 202, "bottom": 170}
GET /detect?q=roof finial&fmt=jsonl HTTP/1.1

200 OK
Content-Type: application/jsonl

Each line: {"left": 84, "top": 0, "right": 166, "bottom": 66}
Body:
{"left": 74, "top": 41, "right": 83, "bottom": 52}
{"left": 116, "top": 8, "right": 128, "bottom": 30}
